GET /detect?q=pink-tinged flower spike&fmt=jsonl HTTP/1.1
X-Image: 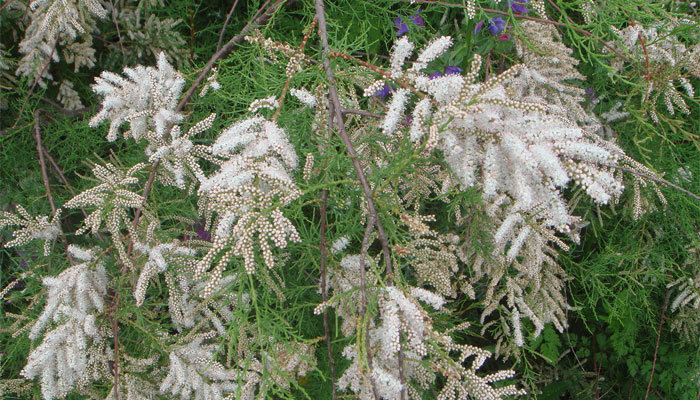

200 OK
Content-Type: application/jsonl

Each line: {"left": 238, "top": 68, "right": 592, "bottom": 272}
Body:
{"left": 498, "top": 33, "right": 512, "bottom": 41}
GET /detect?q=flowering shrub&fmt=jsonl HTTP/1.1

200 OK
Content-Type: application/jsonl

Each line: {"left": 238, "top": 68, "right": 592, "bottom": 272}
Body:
{"left": 1, "top": 1, "right": 699, "bottom": 399}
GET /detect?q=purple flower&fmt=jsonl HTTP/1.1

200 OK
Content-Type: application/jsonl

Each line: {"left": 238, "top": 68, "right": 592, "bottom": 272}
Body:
{"left": 430, "top": 66, "right": 462, "bottom": 80}
{"left": 474, "top": 21, "right": 484, "bottom": 34}
{"left": 445, "top": 66, "right": 463, "bottom": 75}
{"left": 487, "top": 17, "right": 506, "bottom": 34}
{"left": 193, "top": 221, "right": 211, "bottom": 242}
{"left": 375, "top": 84, "right": 396, "bottom": 99}
{"left": 509, "top": 0, "right": 530, "bottom": 14}
{"left": 395, "top": 8, "right": 424, "bottom": 36}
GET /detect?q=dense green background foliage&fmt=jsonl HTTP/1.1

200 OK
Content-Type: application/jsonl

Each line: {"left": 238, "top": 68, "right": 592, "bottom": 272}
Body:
{"left": 2, "top": 1, "right": 700, "bottom": 399}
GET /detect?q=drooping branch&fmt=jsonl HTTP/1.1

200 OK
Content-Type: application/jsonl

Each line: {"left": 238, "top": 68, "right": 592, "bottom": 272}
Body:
{"left": 314, "top": 1, "right": 403, "bottom": 398}
{"left": 314, "top": 0, "right": 396, "bottom": 284}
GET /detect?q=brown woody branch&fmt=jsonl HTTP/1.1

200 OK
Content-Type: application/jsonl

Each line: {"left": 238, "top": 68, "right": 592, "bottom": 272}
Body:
{"left": 314, "top": 0, "right": 404, "bottom": 397}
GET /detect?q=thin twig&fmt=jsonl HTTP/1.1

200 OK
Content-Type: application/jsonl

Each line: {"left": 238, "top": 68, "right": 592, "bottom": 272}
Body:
{"left": 273, "top": 18, "right": 317, "bottom": 121}
{"left": 177, "top": 0, "right": 287, "bottom": 113}
{"left": 644, "top": 289, "right": 670, "bottom": 400}
{"left": 331, "top": 51, "right": 426, "bottom": 102}
{"left": 315, "top": 0, "right": 404, "bottom": 397}
{"left": 33, "top": 110, "right": 74, "bottom": 267}
{"left": 40, "top": 144, "right": 105, "bottom": 242}
{"left": 319, "top": 188, "right": 337, "bottom": 400}
{"left": 608, "top": 164, "right": 700, "bottom": 202}
{"left": 108, "top": 0, "right": 126, "bottom": 59}
{"left": 341, "top": 108, "right": 383, "bottom": 119}
{"left": 317, "top": 53, "right": 396, "bottom": 281}
{"left": 216, "top": 0, "right": 241, "bottom": 52}
{"left": 40, "top": 97, "right": 93, "bottom": 116}
{"left": 0, "top": 0, "right": 13, "bottom": 13}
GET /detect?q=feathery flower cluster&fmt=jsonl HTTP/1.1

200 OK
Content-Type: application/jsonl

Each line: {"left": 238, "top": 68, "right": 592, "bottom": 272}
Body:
{"left": 365, "top": 35, "right": 666, "bottom": 347}
{"left": 326, "top": 250, "right": 523, "bottom": 399}
{"left": 607, "top": 21, "right": 700, "bottom": 123}
{"left": 397, "top": 213, "right": 460, "bottom": 298}
{"left": 21, "top": 245, "right": 109, "bottom": 400}
{"left": 512, "top": 21, "right": 598, "bottom": 129}
{"left": 16, "top": 0, "right": 105, "bottom": 87}
{"left": 195, "top": 112, "right": 301, "bottom": 295}
{"left": 0, "top": 205, "right": 61, "bottom": 256}
{"left": 145, "top": 112, "right": 217, "bottom": 189}
{"left": 89, "top": 52, "right": 185, "bottom": 142}
{"left": 667, "top": 239, "right": 700, "bottom": 342}
{"left": 64, "top": 162, "right": 157, "bottom": 270}
{"left": 290, "top": 87, "right": 317, "bottom": 108}
{"left": 160, "top": 336, "right": 239, "bottom": 399}
{"left": 132, "top": 240, "right": 195, "bottom": 306}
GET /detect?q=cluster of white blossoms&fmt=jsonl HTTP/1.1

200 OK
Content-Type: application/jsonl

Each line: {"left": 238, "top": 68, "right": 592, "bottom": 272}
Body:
{"left": 512, "top": 21, "right": 600, "bottom": 131}
{"left": 15, "top": 0, "right": 105, "bottom": 90}
{"left": 607, "top": 19, "right": 700, "bottom": 123}
{"left": 7, "top": 0, "right": 187, "bottom": 110}
{"left": 325, "top": 252, "right": 523, "bottom": 399}
{"left": 195, "top": 111, "right": 301, "bottom": 295}
{"left": 361, "top": 33, "right": 667, "bottom": 350}
{"left": 21, "top": 245, "right": 109, "bottom": 400}
{"left": 145, "top": 112, "right": 218, "bottom": 189}
{"left": 89, "top": 52, "right": 185, "bottom": 142}
{"left": 64, "top": 162, "right": 157, "bottom": 270}
{"left": 0, "top": 204, "right": 61, "bottom": 256}
{"left": 132, "top": 240, "right": 195, "bottom": 306}
{"left": 159, "top": 335, "right": 240, "bottom": 399}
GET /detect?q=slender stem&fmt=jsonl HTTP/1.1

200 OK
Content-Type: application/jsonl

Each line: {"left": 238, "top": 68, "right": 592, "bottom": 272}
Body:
{"left": 644, "top": 289, "right": 670, "bottom": 400}
{"left": 315, "top": 1, "right": 403, "bottom": 397}
{"left": 331, "top": 51, "right": 427, "bottom": 101}
{"left": 217, "top": 0, "right": 241, "bottom": 53}
{"left": 341, "top": 108, "right": 383, "bottom": 119}
{"left": 108, "top": 0, "right": 126, "bottom": 59}
{"left": 40, "top": 97, "right": 92, "bottom": 116}
{"left": 40, "top": 144, "right": 104, "bottom": 241}
{"left": 609, "top": 164, "right": 700, "bottom": 202}
{"left": 33, "top": 110, "right": 73, "bottom": 267}
{"left": 177, "top": 0, "right": 287, "bottom": 113}
{"left": 315, "top": 4, "right": 396, "bottom": 283}
{"left": 273, "top": 18, "right": 317, "bottom": 121}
